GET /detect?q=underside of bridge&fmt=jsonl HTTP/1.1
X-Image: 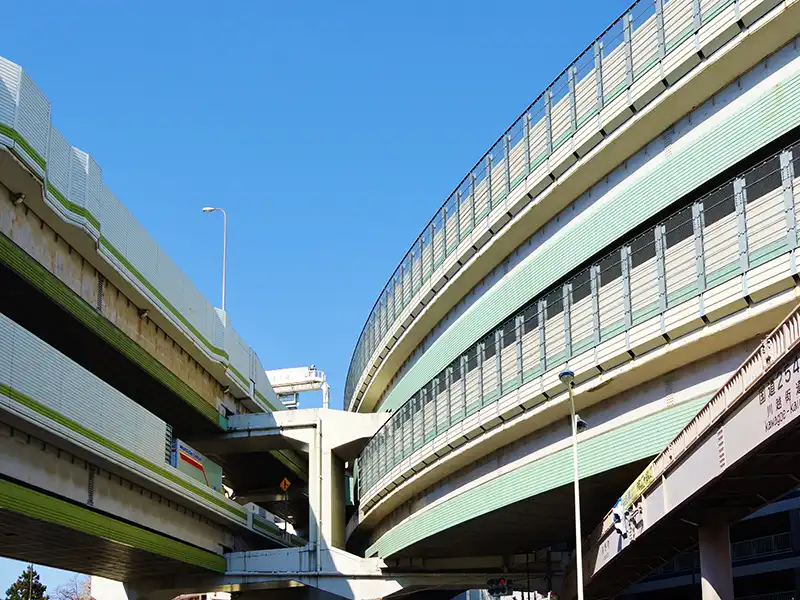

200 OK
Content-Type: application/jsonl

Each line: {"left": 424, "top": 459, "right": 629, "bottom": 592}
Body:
{"left": 0, "top": 476, "right": 225, "bottom": 580}
{"left": 385, "top": 459, "right": 649, "bottom": 560}
{"left": 0, "top": 509, "right": 212, "bottom": 580}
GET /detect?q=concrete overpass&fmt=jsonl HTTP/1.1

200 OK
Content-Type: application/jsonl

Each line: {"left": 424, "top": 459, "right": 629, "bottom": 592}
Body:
{"left": 5, "top": 0, "right": 800, "bottom": 597}
{"left": 342, "top": 0, "right": 800, "bottom": 596}
{"left": 0, "top": 49, "right": 312, "bottom": 582}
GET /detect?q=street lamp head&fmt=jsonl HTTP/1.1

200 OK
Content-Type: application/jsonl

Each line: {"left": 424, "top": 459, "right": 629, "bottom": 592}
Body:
{"left": 202, "top": 206, "right": 217, "bottom": 213}
{"left": 575, "top": 413, "right": 588, "bottom": 433}
{"left": 559, "top": 369, "right": 575, "bottom": 386}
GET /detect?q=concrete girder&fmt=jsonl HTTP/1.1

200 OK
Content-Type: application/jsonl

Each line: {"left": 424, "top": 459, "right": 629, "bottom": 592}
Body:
{"left": 195, "top": 409, "right": 389, "bottom": 463}
{"left": 119, "top": 546, "right": 552, "bottom": 600}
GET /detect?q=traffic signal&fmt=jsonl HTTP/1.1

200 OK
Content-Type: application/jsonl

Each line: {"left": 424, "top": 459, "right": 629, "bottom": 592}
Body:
{"left": 612, "top": 499, "right": 627, "bottom": 538}
{"left": 487, "top": 578, "right": 514, "bottom": 597}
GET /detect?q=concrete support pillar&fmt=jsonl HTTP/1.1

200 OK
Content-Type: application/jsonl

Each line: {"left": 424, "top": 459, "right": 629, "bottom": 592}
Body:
{"left": 698, "top": 522, "right": 734, "bottom": 600}
{"left": 308, "top": 417, "right": 347, "bottom": 559}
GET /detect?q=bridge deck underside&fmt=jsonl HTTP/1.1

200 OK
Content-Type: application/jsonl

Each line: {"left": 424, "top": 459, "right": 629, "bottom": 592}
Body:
{"left": 0, "top": 506, "right": 211, "bottom": 581}
{"left": 587, "top": 424, "right": 800, "bottom": 598}
{"left": 388, "top": 460, "right": 647, "bottom": 560}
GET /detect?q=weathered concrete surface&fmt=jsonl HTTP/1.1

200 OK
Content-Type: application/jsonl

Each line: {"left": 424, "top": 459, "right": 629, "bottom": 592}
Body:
{"left": 0, "top": 178, "right": 233, "bottom": 416}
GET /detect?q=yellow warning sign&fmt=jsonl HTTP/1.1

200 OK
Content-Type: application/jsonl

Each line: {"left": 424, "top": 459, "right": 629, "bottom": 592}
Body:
{"left": 280, "top": 477, "right": 291, "bottom": 492}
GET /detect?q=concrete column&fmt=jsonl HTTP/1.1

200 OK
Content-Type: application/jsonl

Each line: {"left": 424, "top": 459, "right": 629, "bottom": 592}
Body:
{"left": 698, "top": 522, "right": 734, "bottom": 600}
{"left": 308, "top": 418, "right": 347, "bottom": 556}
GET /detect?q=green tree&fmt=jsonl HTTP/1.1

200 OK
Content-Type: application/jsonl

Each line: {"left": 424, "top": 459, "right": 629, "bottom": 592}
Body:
{"left": 4, "top": 566, "right": 49, "bottom": 600}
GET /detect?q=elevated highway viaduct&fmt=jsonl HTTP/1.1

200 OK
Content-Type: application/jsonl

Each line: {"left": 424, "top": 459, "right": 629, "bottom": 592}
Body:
{"left": 345, "top": 0, "right": 800, "bottom": 595}
{"left": 0, "top": 55, "right": 309, "bottom": 581}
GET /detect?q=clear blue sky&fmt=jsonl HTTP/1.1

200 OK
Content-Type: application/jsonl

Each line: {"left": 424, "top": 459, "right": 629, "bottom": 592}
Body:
{"left": 1, "top": 0, "right": 629, "bottom": 589}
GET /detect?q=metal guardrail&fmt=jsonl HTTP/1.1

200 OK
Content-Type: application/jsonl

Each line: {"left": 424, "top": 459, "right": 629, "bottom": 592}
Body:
{"left": 731, "top": 531, "right": 792, "bottom": 560}
{"left": 654, "top": 532, "right": 791, "bottom": 575}
{"left": 345, "top": 0, "right": 777, "bottom": 411}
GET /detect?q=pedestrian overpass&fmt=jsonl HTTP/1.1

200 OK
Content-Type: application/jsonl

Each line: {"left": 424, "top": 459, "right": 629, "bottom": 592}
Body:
{"left": 571, "top": 300, "right": 800, "bottom": 599}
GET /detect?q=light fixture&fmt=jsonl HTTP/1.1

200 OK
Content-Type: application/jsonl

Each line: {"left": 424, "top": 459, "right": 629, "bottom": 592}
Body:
{"left": 13, "top": 193, "right": 25, "bottom": 206}
{"left": 575, "top": 413, "right": 588, "bottom": 433}
{"left": 559, "top": 369, "right": 575, "bottom": 385}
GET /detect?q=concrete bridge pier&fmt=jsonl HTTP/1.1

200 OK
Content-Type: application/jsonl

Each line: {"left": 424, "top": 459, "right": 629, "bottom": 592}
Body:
{"left": 698, "top": 522, "right": 734, "bottom": 600}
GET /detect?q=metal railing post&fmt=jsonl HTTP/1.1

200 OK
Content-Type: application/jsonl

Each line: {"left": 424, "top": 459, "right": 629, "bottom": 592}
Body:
{"left": 655, "top": 224, "right": 668, "bottom": 312}
{"left": 622, "top": 246, "right": 633, "bottom": 328}
{"left": 515, "top": 314, "right": 524, "bottom": 383}
{"left": 545, "top": 89, "right": 554, "bottom": 156}
{"left": 569, "top": 66, "right": 578, "bottom": 134}
{"left": 525, "top": 112, "right": 532, "bottom": 174}
{"left": 624, "top": 12, "right": 634, "bottom": 87}
{"left": 487, "top": 154, "right": 494, "bottom": 212}
{"left": 538, "top": 299, "right": 548, "bottom": 374}
{"left": 495, "top": 329, "right": 503, "bottom": 395}
{"left": 692, "top": 201, "right": 707, "bottom": 294}
{"left": 564, "top": 284, "right": 573, "bottom": 358}
{"left": 594, "top": 40, "right": 604, "bottom": 111}
{"left": 734, "top": 177, "right": 750, "bottom": 281}
{"left": 504, "top": 134, "right": 511, "bottom": 197}
{"left": 591, "top": 264, "right": 601, "bottom": 345}
{"left": 470, "top": 172, "right": 477, "bottom": 233}
{"left": 656, "top": 0, "right": 666, "bottom": 60}
{"left": 780, "top": 150, "right": 797, "bottom": 251}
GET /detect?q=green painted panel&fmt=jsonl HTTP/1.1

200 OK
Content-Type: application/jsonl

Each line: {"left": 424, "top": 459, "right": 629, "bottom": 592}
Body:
{"left": 632, "top": 302, "right": 660, "bottom": 325}
{"left": 530, "top": 151, "right": 550, "bottom": 172}
{"left": 577, "top": 107, "right": 600, "bottom": 129}
{"left": 702, "top": 0, "right": 735, "bottom": 22}
{"left": 501, "top": 377, "right": 522, "bottom": 395}
{"left": 706, "top": 261, "right": 741, "bottom": 289}
{"left": 523, "top": 368, "right": 542, "bottom": 382}
{"left": 571, "top": 337, "right": 595, "bottom": 356}
{"left": 0, "top": 478, "right": 226, "bottom": 572}
{"left": 634, "top": 57, "right": 659, "bottom": 81}
{"left": 749, "top": 239, "right": 788, "bottom": 269}
{"left": 379, "top": 64, "right": 800, "bottom": 414}
{"left": 552, "top": 129, "right": 574, "bottom": 151}
{"left": 0, "top": 123, "right": 46, "bottom": 170}
{"left": 600, "top": 321, "right": 626, "bottom": 342}
{"left": 666, "top": 282, "right": 698, "bottom": 308}
{"left": 666, "top": 27, "right": 693, "bottom": 53}
{"left": 604, "top": 82, "right": 627, "bottom": 105}
{"left": 366, "top": 395, "right": 709, "bottom": 557}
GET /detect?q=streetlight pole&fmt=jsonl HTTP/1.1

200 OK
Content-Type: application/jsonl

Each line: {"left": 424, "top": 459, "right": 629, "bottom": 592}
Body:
{"left": 560, "top": 368, "right": 585, "bottom": 600}
{"left": 202, "top": 207, "right": 227, "bottom": 312}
